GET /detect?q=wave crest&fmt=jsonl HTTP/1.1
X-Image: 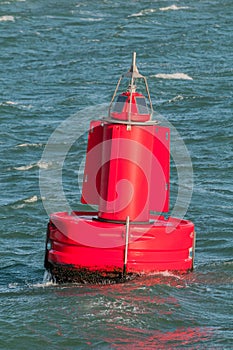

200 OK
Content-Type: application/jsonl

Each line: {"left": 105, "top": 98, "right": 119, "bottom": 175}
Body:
{"left": 13, "top": 161, "right": 52, "bottom": 171}
{"left": 128, "top": 8, "right": 156, "bottom": 17}
{"left": 159, "top": 5, "right": 189, "bottom": 11}
{"left": 0, "top": 15, "right": 15, "bottom": 22}
{"left": 153, "top": 73, "right": 193, "bottom": 80}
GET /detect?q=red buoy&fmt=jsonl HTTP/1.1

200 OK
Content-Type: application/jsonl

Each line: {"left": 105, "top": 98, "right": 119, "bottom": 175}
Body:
{"left": 44, "top": 53, "right": 195, "bottom": 284}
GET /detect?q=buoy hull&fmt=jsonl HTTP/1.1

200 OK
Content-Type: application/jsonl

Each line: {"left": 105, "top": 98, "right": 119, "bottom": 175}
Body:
{"left": 44, "top": 211, "right": 195, "bottom": 283}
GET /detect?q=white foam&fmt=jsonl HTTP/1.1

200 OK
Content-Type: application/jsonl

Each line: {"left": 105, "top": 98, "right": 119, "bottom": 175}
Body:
{"left": 153, "top": 73, "right": 193, "bottom": 80}
{"left": 128, "top": 8, "right": 156, "bottom": 17}
{"left": 13, "top": 161, "right": 51, "bottom": 171}
{"left": 39, "top": 270, "right": 56, "bottom": 286}
{"left": 24, "top": 195, "right": 38, "bottom": 203}
{"left": 32, "top": 281, "right": 55, "bottom": 288}
{"left": 1, "top": 101, "right": 33, "bottom": 109}
{"left": 128, "top": 12, "right": 143, "bottom": 17}
{"left": 169, "top": 95, "right": 184, "bottom": 103}
{"left": 14, "top": 164, "right": 34, "bottom": 171}
{"left": 159, "top": 5, "right": 189, "bottom": 11}
{"left": 37, "top": 161, "right": 51, "bottom": 169}
{"left": 80, "top": 17, "right": 103, "bottom": 22}
{"left": 12, "top": 195, "right": 46, "bottom": 209}
{"left": 8, "top": 282, "right": 20, "bottom": 289}
{"left": 159, "top": 270, "right": 181, "bottom": 279}
{"left": 17, "top": 143, "right": 43, "bottom": 148}
{"left": 12, "top": 203, "right": 25, "bottom": 209}
{"left": 5, "top": 100, "right": 17, "bottom": 104}
{"left": 0, "top": 15, "right": 15, "bottom": 22}
{"left": 3, "top": 101, "right": 18, "bottom": 105}
{"left": 28, "top": 274, "right": 57, "bottom": 288}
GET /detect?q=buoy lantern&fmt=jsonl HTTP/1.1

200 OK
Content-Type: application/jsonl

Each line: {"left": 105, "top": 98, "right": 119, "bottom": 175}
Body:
{"left": 44, "top": 53, "right": 195, "bottom": 284}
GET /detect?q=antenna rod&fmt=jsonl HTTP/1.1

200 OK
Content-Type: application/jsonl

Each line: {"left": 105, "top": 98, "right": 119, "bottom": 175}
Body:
{"left": 130, "top": 52, "right": 138, "bottom": 73}
{"left": 132, "top": 52, "right": 136, "bottom": 69}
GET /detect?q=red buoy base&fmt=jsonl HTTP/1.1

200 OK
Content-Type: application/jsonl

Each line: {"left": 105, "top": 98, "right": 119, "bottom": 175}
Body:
{"left": 44, "top": 211, "right": 195, "bottom": 284}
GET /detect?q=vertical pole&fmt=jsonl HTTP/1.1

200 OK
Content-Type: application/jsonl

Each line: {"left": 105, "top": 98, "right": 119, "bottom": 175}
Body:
{"left": 128, "top": 52, "right": 136, "bottom": 122}
{"left": 132, "top": 52, "right": 136, "bottom": 68}
{"left": 123, "top": 216, "right": 130, "bottom": 277}
{"left": 192, "top": 231, "right": 196, "bottom": 270}
{"left": 128, "top": 77, "right": 134, "bottom": 122}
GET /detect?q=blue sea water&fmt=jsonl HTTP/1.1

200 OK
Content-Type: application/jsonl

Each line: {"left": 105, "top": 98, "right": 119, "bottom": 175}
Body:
{"left": 0, "top": 0, "right": 232, "bottom": 349}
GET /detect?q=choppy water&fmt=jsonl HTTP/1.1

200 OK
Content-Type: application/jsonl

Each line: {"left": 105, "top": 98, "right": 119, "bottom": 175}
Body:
{"left": 1, "top": 0, "right": 232, "bottom": 349}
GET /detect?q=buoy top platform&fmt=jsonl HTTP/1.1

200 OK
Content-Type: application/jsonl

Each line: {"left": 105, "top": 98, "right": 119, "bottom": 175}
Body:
{"left": 44, "top": 52, "right": 196, "bottom": 284}
{"left": 109, "top": 52, "right": 153, "bottom": 122}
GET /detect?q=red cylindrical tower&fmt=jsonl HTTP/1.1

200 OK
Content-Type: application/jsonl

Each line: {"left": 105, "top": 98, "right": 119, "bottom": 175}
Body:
{"left": 98, "top": 123, "right": 154, "bottom": 222}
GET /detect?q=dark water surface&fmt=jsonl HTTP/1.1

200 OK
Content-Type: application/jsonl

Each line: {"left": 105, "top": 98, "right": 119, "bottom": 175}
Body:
{"left": 0, "top": 0, "right": 232, "bottom": 349}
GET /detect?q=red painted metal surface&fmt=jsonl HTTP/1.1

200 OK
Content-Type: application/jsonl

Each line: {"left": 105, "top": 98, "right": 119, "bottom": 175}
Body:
{"left": 81, "top": 121, "right": 104, "bottom": 205}
{"left": 46, "top": 211, "right": 194, "bottom": 277}
{"left": 81, "top": 122, "right": 170, "bottom": 220}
